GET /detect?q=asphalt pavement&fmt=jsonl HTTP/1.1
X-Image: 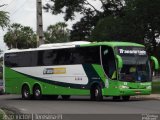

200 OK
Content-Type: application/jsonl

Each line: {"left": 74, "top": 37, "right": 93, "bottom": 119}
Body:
{"left": 0, "top": 94, "right": 160, "bottom": 114}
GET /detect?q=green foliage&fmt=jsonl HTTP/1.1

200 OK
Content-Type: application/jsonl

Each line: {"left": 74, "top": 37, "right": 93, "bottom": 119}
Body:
{"left": 4, "top": 23, "right": 37, "bottom": 49}
{"left": 44, "top": 22, "right": 70, "bottom": 43}
{"left": 70, "top": 9, "right": 96, "bottom": 41}
{"left": 44, "top": 0, "right": 124, "bottom": 21}
{"left": 45, "top": 0, "right": 160, "bottom": 57}
{"left": 91, "top": 16, "right": 144, "bottom": 43}
{"left": 124, "top": 0, "right": 160, "bottom": 53}
{"left": 44, "top": 0, "right": 124, "bottom": 41}
{"left": 0, "top": 11, "right": 9, "bottom": 29}
{"left": 91, "top": 0, "right": 160, "bottom": 56}
{"left": 152, "top": 81, "right": 160, "bottom": 94}
{"left": 44, "top": 0, "right": 86, "bottom": 21}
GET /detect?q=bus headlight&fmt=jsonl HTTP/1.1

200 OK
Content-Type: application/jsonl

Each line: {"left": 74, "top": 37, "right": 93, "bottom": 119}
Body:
{"left": 105, "top": 79, "right": 109, "bottom": 88}
{"left": 119, "top": 85, "right": 129, "bottom": 89}
{"left": 146, "top": 86, "right": 151, "bottom": 89}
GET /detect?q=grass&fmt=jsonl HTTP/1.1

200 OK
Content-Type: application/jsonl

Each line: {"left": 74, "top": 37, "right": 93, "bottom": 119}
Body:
{"left": 152, "top": 81, "right": 160, "bottom": 94}
{"left": 0, "top": 108, "right": 16, "bottom": 120}
{"left": 0, "top": 109, "right": 5, "bottom": 120}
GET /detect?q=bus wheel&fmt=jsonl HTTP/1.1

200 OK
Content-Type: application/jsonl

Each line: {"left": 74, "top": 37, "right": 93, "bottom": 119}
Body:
{"left": 61, "top": 95, "right": 70, "bottom": 100}
{"left": 33, "top": 85, "right": 42, "bottom": 100}
{"left": 91, "top": 85, "right": 103, "bottom": 101}
{"left": 122, "top": 96, "right": 130, "bottom": 101}
{"left": 112, "top": 96, "right": 121, "bottom": 101}
{"left": 22, "top": 85, "right": 31, "bottom": 100}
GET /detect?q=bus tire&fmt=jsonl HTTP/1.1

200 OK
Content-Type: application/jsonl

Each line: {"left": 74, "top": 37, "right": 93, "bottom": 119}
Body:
{"left": 122, "top": 96, "right": 130, "bottom": 101}
{"left": 61, "top": 95, "right": 70, "bottom": 100}
{"left": 90, "top": 85, "right": 103, "bottom": 101}
{"left": 33, "top": 85, "right": 42, "bottom": 100}
{"left": 22, "top": 85, "right": 31, "bottom": 100}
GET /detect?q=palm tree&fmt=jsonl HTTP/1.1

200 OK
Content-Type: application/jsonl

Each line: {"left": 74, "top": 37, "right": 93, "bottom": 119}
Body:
{"left": 0, "top": 10, "right": 9, "bottom": 29}
{"left": 4, "top": 23, "right": 37, "bottom": 49}
{"left": 44, "top": 22, "right": 70, "bottom": 43}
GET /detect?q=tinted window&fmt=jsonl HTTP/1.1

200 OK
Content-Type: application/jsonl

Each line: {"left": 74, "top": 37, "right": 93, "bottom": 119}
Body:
{"left": 72, "top": 47, "right": 100, "bottom": 64}
{"left": 101, "top": 46, "right": 116, "bottom": 79}
{"left": 42, "top": 50, "right": 57, "bottom": 65}
{"left": 56, "top": 49, "right": 72, "bottom": 65}
{"left": 30, "top": 51, "right": 38, "bottom": 66}
{"left": 5, "top": 53, "right": 18, "bottom": 67}
{"left": 18, "top": 52, "right": 32, "bottom": 67}
{"left": 5, "top": 46, "right": 100, "bottom": 67}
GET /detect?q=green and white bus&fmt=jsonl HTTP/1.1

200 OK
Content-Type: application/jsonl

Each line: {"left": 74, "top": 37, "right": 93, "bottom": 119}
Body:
{"left": 3, "top": 41, "right": 159, "bottom": 101}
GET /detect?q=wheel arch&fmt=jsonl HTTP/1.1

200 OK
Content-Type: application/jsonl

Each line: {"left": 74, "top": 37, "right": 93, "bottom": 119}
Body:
{"left": 90, "top": 82, "right": 102, "bottom": 90}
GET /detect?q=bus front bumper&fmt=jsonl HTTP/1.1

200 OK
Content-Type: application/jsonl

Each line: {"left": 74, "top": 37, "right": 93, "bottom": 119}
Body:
{"left": 119, "top": 88, "right": 151, "bottom": 96}
{"left": 102, "top": 88, "right": 151, "bottom": 96}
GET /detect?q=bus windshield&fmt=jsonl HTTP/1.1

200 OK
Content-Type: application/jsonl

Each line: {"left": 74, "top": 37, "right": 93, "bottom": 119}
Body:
{"left": 116, "top": 46, "right": 151, "bottom": 82}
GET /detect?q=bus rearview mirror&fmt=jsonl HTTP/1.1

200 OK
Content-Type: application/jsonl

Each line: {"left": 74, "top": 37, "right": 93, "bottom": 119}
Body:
{"left": 150, "top": 56, "right": 159, "bottom": 70}
{"left": 116, "top": 55, "right": 123, "bottom": 69}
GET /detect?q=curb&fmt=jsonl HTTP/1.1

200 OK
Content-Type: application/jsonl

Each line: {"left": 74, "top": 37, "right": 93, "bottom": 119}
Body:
{"left": 132, "top": 94, "right": 160, "bottom": 100}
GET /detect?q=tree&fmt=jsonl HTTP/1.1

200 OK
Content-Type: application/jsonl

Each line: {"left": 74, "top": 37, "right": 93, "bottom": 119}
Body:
{"left": 4, "top": 23, "right": 37, "bottom": 49}
{"left": 44, "top": 22, "right": 70, "bottom": 43}
{"left": 91, "top": 0, "right": 160, "bottom": 53}
{"left": 123, "top": 0, "right": 160, "bottom": 55}
{"left": 90, "top": 15, "right": 145, "bottom": 43}
{"left": 44, "top": 0, "right": 124, "bottom": 41}
{"left": 0, "top": 4, "right": 9, "bottom": 29}
{"left": 0, "top": 49, "right": 2, "bottom": 55}
{"left": 44, "top": 0, "right": 124, "bottom": 21}
{"left": 0, "top": 49, "right": 3, "bottom": 68}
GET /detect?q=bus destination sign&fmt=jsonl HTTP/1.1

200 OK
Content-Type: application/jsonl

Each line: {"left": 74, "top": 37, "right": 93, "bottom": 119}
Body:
{"left": 117, "top": 47, "right": 147, "bottom": 56}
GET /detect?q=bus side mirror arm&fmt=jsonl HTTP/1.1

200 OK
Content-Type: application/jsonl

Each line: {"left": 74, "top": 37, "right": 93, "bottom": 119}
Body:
{"left": 150, "top": 56, "right": 159, "bottom": 70}
{"left": 116, "top": 55, "right": 123, "bottom": 69}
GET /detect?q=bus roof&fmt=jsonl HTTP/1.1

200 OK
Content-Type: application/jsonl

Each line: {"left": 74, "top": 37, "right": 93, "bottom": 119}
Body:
{"left": 81, "top": 41, "right": 145, "bottom": 47}
{"left": 5, "top": 41, "right": 144, "bottom": 53}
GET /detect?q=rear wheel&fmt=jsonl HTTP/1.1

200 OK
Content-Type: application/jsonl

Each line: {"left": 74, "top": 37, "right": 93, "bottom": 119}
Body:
{"left": 33, "top": 85, "right": 42, "bottom": 100}
{"left": 90, "top": 85, "right": 103, "bottom": 101}
{"left": 61, "top": 95, "right": 70, "bottom": 100}
{"left": 122, "top": 96, "right": 130, "bottom": 101}
{"left": 22, "top": 85, "right": 31, "bottom": 100}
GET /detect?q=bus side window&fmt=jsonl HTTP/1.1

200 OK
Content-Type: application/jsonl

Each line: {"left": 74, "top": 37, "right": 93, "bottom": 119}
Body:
{"left": 72, "top": 47, "right": 100, "bottom": 65}
{"left": 5, "top": 53, "right": 18, "bottom": 67}
{"left": 101, "top": 46, "right": 116, "bottom": 79}
{"left": 43, "top": 50, "right": 57, "bottom": 66}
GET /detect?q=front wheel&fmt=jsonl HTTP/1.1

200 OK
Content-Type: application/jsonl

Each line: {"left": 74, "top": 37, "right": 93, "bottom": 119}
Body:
{"left": 33, "top": 85, "right": 42, "bottom": 100}
{"left": 22, "top": 85, "right": 31, "bottom": 100}
{"left": 90, "top": 85, "right": 103, "bottom": 101}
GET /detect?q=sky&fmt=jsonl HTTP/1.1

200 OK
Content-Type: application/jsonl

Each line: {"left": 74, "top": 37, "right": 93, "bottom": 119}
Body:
{"left": 0, "top": 0, "right": 102, "bottom": 51}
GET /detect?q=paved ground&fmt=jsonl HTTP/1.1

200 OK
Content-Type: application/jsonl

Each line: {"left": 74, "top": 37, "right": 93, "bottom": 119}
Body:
{"left": 1, "top": 94, "right": 160, "bottom": 120}
{"left": 0, "top": 94, "right": 160, "bottom": 114}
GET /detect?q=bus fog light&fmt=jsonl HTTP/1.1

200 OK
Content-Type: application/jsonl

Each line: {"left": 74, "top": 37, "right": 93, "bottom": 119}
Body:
{"left": 119, "top": 86, "right": 129, "bottom": 89}
{"left": 146, "top": 86, "right": 151, "bottom": 89}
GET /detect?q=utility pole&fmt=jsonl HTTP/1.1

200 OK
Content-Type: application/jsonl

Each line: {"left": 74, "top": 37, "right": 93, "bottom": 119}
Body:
{"left": 36, "top": 0, "right": 44, "bottom": 47}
